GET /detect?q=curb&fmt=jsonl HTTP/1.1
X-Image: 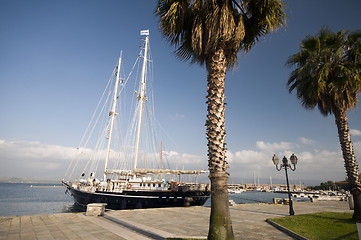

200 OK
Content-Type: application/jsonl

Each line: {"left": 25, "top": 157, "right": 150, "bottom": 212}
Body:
{"left": 266, "top": 219, "right": 308, "bottom": 240}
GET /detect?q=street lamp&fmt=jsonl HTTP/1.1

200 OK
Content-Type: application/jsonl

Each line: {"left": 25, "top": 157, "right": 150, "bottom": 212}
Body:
{"left": 272, "top": 153, "right": 298, "bottom": 216}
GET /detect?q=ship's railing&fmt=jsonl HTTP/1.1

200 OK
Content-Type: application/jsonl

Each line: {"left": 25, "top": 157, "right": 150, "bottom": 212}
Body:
{"left": 133, "top": 168, "right": 208, "bottom": 175}
{"left": 178, "top": 183, "right": 211, "bottom": 192}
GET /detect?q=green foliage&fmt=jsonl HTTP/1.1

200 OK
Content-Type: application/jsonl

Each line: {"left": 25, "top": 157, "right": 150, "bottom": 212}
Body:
{"left": 155, "top": 0, "right": 286, "bottom": 66}
{"left": 269, "top": 212, "right": 358, "bottom": 240}
{"left": 307, "top": 181, "right": 339, "bottom": 191}
{"left": 287, "top": 27, "right": 361, "bottom": 116}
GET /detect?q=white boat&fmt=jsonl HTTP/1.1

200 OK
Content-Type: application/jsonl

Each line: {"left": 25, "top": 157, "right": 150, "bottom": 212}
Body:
{"left": 228, "top": 188, "right": 246, "bottom": 194}
{"left": 62, "top": 30, "right": 210, "bottom": 210}
{"left": 292, "top": 193, "right": 308, "bottom": 198}
{"left": 310, "top": 191, "right": 348, "bottom": 201}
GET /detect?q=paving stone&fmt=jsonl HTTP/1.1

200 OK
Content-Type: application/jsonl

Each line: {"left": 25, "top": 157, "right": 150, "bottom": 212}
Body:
{"left": 0, "top": 201, "right": 354, "bottom": 240}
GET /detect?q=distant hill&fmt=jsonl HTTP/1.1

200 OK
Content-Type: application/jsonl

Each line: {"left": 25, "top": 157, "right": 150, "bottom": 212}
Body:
{"left": 0, "top": 177, "right": 59, "bottom": 184}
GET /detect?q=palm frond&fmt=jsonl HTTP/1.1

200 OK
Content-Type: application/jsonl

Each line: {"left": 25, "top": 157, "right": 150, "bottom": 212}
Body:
{"left": 156, "top": 0, "right": 192, "bottom": 46}
{"left": 241, "top": 0, "right": 286, "bottom": 51}
{"left": 156, "top": 0, "right": 285, "bottom": 65}
{"left": 174, "top": 39, "right": 194, "bottom": 62}
{"left": 287, "top": 27, "right": 361, "bottom": 116}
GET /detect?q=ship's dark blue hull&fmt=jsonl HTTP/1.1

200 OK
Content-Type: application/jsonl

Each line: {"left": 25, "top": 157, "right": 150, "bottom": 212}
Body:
{"left": 63, "top": 182, "right": 210, "bottom": 210}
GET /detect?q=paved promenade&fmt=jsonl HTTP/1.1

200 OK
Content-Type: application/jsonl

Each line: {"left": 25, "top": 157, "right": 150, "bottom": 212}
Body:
{"left": 0, "top": 201, "right": 353, "bottom": 240}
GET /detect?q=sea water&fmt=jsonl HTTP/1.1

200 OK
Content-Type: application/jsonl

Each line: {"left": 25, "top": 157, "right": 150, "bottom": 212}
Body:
{"left": 0, "top": 183, "right": 308, "bottom": 217}
{"left": 228, "top": 191, "right": 304, "bottom": 204}
{"left": 0, "top": 183, "right": 75, "bottom": 217}
{"left": 204, "top": 190, "right": 310, "bottom": 206}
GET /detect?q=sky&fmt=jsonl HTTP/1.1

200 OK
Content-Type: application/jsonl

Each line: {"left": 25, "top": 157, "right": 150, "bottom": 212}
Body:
{"left": 0, "top": 0, "right": 361, "bottom": 186}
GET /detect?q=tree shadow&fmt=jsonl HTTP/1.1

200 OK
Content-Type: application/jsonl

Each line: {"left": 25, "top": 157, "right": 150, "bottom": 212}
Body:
{"left": 332, "top": 231, "right": 358, "bottom": 240}
{"left": 62, "top": 203, "right": 86, "bottom": 213}
{"left": 308, "top": 212, "right": 356, "bottom": 224}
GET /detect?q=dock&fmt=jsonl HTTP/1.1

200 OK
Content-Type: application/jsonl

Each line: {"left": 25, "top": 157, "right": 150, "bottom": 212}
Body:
{"left": 0, "top": 201, "right": 352, "bottom": 240}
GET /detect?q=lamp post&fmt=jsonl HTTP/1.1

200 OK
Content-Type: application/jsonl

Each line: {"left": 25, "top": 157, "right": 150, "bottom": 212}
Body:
{"left": 272, "top": 153, "right": 298, "bottom": 216}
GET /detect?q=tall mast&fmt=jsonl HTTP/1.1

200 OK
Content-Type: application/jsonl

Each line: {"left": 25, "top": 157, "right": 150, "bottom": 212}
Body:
{"left": 134, "top": 30, "right": 149, "bottom": 170}
{"left": 160, "top": 141, "right": 163, "bottom": 180}
{"left": 104, "top": 52, "right": 122, "bottom": 181}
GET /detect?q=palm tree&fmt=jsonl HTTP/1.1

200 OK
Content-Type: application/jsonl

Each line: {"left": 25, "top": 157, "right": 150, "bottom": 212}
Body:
{"left": 156, "top": 0, "right": 285, "bottom": 238}
{"left": 287, "top": 27, "right": 361, "bottom": 220}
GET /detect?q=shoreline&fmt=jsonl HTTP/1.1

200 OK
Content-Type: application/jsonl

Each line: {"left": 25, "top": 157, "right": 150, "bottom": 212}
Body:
{"left": 0, "top": 181, "right": 61, "bottom": 184}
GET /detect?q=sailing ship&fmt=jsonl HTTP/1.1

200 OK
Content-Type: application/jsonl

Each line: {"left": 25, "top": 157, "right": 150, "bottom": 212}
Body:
{"left": 62, "top": 30, "right": 210, "bottom": 210}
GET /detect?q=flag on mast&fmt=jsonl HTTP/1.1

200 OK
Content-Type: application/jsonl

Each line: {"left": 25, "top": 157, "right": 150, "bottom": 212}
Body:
{"left": 140, "top": 30, "right": 149, "bottom": 36}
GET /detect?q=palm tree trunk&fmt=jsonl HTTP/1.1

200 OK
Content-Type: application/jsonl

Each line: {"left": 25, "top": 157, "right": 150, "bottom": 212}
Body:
{"left": 206, "top": 48, "right": 234, "bottom": 240}
{"left": 334, "top": 108, "right": 361, "bottom": 220}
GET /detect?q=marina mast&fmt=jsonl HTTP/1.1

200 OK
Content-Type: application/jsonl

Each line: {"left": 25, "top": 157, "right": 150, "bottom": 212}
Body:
{"left": 104, "top": 53, "right": 122, "bottom": 181}
{"left": 134, "top": 30, "right": 149, "bottom": 170}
